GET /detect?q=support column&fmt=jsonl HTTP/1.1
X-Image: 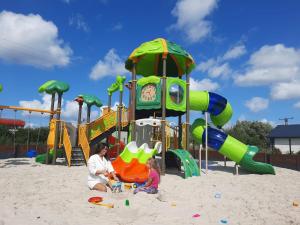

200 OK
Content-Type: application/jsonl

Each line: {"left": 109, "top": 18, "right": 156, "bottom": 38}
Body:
{"left": 46, "top": 93, "right": 56, "bottom": 164}
{"left": 76, "top": 101, "right": 83, "bottom": 146}
{"left": 108, "top": 94, "right": 112, "bottom": 112}
{"left": 185, "top": 72, "right": 190, "bottom": 152}
{"left": 52, "top": 93, "right": 62, "bottom": 165}
{"left": 117, "top": 90, "right": 123, "bottom": 155}
{"left": 130, "top": 64, "right": 137, "bottom": 141}
{"left": 178, "top": 115, "right": 182, "bottom": 148}
{"left": 205, "top": 112, "right": 208, "bottom": 174}
{"left": 161, "top": 57, "right": 167, "bottom": 175}
{"left": 49, "top": 93, "right": 56, "bottom": 121}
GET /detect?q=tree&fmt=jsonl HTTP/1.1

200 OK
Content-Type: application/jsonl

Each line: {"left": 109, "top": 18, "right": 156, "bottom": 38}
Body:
{"left": 224, "top": 121, "right": 273, "bottom": 152}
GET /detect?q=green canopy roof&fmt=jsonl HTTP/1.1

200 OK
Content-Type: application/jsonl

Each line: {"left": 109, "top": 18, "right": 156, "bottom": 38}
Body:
{"left": 125, "top": 38, "right": 195, "bottom": 77}
{"left": 78, "top": 94, "right": 102, "bottom": 107}
{"left": 38, "top": 80, "right": 70, "bottom": 95}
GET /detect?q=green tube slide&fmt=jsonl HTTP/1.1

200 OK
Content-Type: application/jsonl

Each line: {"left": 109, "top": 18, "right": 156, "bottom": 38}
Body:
{"left": 190, "top": 91, "right": 275, "bottom": 175}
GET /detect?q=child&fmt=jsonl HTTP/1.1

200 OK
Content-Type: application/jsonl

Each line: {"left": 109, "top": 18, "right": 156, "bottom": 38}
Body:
{"left": 134, "top": 158, "right": 160, "bottom": 194}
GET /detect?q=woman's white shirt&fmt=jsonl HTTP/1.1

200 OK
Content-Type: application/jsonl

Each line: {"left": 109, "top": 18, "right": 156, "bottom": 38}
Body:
{"left": 87, "top": 154, "right": 114, "bottom": 184}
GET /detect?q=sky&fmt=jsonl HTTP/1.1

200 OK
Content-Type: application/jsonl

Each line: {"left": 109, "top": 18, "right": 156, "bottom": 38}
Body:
{"left": 0, "top": 0, "right": 299, "bottom": 128}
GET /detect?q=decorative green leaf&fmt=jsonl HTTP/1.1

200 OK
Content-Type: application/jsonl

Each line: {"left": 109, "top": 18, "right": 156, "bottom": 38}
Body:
{"left": 78, "top": 94, "right": 102, "bottom": 107}
{"left": 38, "top": 80, "right": 57, "bottom": 93}
{"left": 107, "top": 75, "right": 126, "bottom": 95}
{"left": 39, "top": 80, "right": 70, "bottom": 95}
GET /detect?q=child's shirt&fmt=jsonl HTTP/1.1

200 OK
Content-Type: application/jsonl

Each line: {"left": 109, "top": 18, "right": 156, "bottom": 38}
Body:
{"left": 149, "top": 169, "right": 160, "bottom": 189}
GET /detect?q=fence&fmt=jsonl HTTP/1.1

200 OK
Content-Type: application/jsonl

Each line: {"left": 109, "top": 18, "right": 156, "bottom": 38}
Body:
{"left": 0, "top": 145, "right": 47, "bottom": 159}
{"left": 189, "top": 148, "right": 300, "bottom": 171}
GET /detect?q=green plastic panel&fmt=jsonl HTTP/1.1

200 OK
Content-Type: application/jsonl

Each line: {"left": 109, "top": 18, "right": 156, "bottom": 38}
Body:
{"left": 166, "top": 77, "right": 186, "bottom": 112}
{"left": 136, "top": 76, "right": 161, "bottom": 110}
{"left": 167, "top": 149, "right": 200, "bottom": 178}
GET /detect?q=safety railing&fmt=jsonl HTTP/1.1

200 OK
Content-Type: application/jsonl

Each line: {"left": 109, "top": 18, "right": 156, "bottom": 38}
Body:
{"left": 78, "top": 125, "right": 90, "bottom": 162}
{"left": 47, "top": 119, "right": 56, "bottom": 149}
{"left": 88, "top": 110, "right": 117, "bottom": 141}
{"left": 63, "top": 124, "right": 72, "bottom": 167}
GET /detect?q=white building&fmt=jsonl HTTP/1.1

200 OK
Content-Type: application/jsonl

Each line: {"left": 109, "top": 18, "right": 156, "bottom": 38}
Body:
{"left": 269, "top": 124, "right": 300, "bottom": 154}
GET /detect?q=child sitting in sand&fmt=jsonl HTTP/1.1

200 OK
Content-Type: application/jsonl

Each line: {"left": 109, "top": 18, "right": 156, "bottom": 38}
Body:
{"left": 134, "top": 158, "right": 160, "bottom": 194}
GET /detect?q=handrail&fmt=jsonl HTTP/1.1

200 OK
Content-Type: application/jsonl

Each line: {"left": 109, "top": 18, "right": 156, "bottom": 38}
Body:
{"left": 88, "top": 110, "right": 117, "bottom": 141}
{"left": 78, "top": 125, "right": 90, "bottom": 162}
{"left": 63, "top": 123, "right": 72, "bottom": 167}
{"left": 0, "top": 105, "right": 57, "bottom": 114}
{"left": 47, "top": 119, "right": 56, "bottom": 149}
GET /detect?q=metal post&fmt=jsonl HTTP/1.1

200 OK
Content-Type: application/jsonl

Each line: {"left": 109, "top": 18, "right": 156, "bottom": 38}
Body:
{"left": 186, "top": 72, "right": 190, "bottom": 152}
{"left": 52, "top": 93, "right": 62, "bottom": 165}
{"left": 117, "top": 90, "right": 123, "bottom": 155}
{"left": 49, "top": 93, "right": 55, "bottom": 121}
{"left": 131, "top": 64, "right": 137, "bottom": 141}
{"left": 199, "top": 144, "right": 202, "bottom": 175}
{"left": 161, "top": 57, "right": 167, "bottom": 175}
{"left": 76, "top": 102, "right": 83, "bottom": 146}
{"left": 86, "top": 105, "right": 91, "bottom": 124}
{"left": 205, "top": 112, "right": 208, "bottom": 174}
{"left": 178, "top": 115, "right": 182, "bottom": 148}
{"left": 108, "top": 94, "right": 112, "bottom": 112}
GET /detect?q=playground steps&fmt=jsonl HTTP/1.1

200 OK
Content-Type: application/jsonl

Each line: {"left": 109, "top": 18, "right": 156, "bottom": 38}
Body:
{"left": 70, "top": 147, "right": 86, "bottom": 166}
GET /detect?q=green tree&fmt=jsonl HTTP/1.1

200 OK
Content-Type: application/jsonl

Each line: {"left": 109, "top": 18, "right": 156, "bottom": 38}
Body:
{"left": 224, "top": 121, "right": 273, "bottom": 152}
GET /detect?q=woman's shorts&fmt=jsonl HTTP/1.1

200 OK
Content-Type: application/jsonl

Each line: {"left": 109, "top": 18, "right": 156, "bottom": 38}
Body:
{"left": 88, "top": 177, "right": 109, "bottom": 189}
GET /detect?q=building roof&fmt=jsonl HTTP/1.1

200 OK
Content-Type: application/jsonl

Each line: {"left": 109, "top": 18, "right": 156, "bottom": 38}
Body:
{"left": 269, "top": 124, "right": 300, "bottom": 138}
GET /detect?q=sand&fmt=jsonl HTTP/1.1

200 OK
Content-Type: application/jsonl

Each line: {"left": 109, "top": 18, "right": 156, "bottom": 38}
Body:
{"left": 0, "top": 158, "right": 299, "bottom": 225}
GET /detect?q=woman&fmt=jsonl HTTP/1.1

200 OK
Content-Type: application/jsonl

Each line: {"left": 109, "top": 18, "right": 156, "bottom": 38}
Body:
{"left": 87, "top": 143, "right": 119, "bottom": 192}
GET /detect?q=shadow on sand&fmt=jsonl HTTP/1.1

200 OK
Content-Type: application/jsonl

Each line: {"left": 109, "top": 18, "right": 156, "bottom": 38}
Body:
{"left": 0, "top": 158, "right": 31, "bottom": 168}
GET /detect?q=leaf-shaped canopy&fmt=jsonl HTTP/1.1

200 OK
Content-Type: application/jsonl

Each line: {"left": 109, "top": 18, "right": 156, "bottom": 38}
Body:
{"left": 38, "top": 80, "right": 70, "bottom": 95}
{"left": 78, "top": 94, "right": 102, "bottom": 107}
{"left": 0, "top": 84, "right": 3, "bottom": 93}
{"left": 125, "top": 38, "right": 195, "bottom": 77}
{"left": 107, "top": 75, "right": 126, "bottom": 95}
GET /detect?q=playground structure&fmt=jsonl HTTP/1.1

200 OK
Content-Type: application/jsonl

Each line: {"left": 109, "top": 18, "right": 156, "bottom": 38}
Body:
{"left": 0, "top": 37, "right": 275, "bottom": 180}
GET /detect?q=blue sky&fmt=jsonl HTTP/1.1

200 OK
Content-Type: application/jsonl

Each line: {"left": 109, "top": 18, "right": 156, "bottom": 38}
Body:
{"left": 0, "top": 0, "right": 299, "bottom": 127}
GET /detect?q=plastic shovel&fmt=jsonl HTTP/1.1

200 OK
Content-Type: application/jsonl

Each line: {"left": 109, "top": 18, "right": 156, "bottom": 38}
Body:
{"left": 88, "top": 197, "right": 114, "bottom": 208}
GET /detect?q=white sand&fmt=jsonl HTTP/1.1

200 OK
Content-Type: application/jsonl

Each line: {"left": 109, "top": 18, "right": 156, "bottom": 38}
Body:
{"left": 0, "top": 158, "right": 299, "bottom": 225}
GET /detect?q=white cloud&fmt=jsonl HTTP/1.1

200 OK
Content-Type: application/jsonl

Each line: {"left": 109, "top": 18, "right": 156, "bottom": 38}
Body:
{"left": 19, "top": 94, "right": 52, "bottom": 116}
{"left": 198, "top": 60, "right": 231, "bottom": 78}
{"left": 197, "top": 43, "right": 245, "bottom": 78}
{"left": 90, "top": 49, "right": 128, "bottom": 80}
{"left": 260, "top": 118, "right": 275, "bottom": 127}
{"left": 245, "top": 97, "right": 269, "bottom": 112}
{"left": 223, "top": 44, "right": 246, "bottom": 60}
{"left": 238, "top": 114, "right": 246, "bottom": 121}
{"left": 209, "top": 63, "right": 231, "bottom": 78}
{"left": 169, "top": 0, "right": 218, "bottom": 43}
{"left": 294, "top": 101, "right": 300, "bottom": 108}
{"left": 69, "top": 14, "right": 89, "bottom": 32}
{"left": 19, "top": 95, "right": 100, "bottom": 122}
{"left": 235, "top": 44, "right": 300, "bottom": 86}
{"left": 112, "top": 23, "right": 123, "bottom": 31}
{"left": 271, "top": 81, "right": 300, "bottom": 100}
{"left": 190, "top": 78, "right": 219, "bottom": 91}
{"left": 0, "top": 11, "right": 72, "bottom": 68}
